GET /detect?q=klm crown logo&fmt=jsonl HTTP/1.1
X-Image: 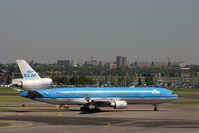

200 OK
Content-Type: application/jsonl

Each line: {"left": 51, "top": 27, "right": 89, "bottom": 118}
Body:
{"left": 27, "top": 70, "right": 33, "bottom": 73}
{"left": 152, "top": 89, "right": 160, "bottom": 94}
{"left": 24, "top": 70, "right": 37, "bottom": 78}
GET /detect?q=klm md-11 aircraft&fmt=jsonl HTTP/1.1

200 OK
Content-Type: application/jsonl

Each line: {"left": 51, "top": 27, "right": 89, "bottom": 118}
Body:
{"left": 10, "top": 60, "right": 178, "bottom": 112}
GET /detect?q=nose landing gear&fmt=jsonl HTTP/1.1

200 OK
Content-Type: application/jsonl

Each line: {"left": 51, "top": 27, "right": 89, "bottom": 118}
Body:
{"left": 154, "top": 104, "right": 158, "bottom": 111}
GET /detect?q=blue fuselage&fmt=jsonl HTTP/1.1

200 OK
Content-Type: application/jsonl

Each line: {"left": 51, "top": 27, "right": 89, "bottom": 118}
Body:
{"left": 20, "top": 87, "right": 178, "bottom": 105}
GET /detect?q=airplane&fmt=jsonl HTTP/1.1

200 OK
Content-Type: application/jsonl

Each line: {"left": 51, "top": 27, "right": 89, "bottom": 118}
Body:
{"left": 10, "top": 60, "right": 178, "bottom": 112}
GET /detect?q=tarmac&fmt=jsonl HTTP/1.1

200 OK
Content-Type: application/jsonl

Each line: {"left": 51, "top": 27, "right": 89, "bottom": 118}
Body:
{"left": 0, "top": 101, "right": 199, "bottom": 133}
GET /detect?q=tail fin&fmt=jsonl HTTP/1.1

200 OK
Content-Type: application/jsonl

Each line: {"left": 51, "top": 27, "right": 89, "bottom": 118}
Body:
{"left": 16, "top": 60, "right": 41, "bottom": 79}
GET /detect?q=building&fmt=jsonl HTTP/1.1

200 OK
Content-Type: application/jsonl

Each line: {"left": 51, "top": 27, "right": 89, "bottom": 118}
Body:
{"left": 105, "top": 63, "right": 116, "bottom": 69}
{"left": 29, "top": 60, "right": 36, "bottom": 67}
{"left": 0, "top": 70, "right": 4, "bottom": 76}
{"left": 171, "top": 62, "right": 183, "bottom": 68}
{"left": 84, "top": 60, "right": 100, "bottom": 67}
{"left": 131, "top": 61, "right": 182, "bottom": 68}
{"left": 71, "top": 60, "right": 78, "bottom": 67}
{"left": 57, "top": 60, "right": 71, "bottom": 66}
{"left": 116, "top": 56, "right": 127, "bottom": 68}
{"left": 0, "top": 69, "right": 8, "bottom": 76}
{"left": 151, "top": 61, "right": 168, "bottom": 68}
{"left": 133, "top": 61, "right": 151, "bottom": 68}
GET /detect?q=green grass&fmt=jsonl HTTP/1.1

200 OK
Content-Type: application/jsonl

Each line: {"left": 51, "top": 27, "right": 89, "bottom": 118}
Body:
{"left": 169, "top": 88, "right": 199, "bottom": 104}
{"left": 170, "top": 88, "right": 199, "bottom": 93}
{"left": 0, "top": 87, "right": 17, "bottom": 91}
{"left": 0, "top": 87, "right": 30, "bottom": 101}
{"left": 176, "top": 92, "right": 199, "bottom": 94}
{"left": 178, "top": 97, "right": 199, "bottom": 100}
{"left": 169, "top": 101, "right": 199, "bottom": 104}
{"left": 0, "top": 87, "right": 18, "bottom": 94}
{"left": 0, "top": 123, "right": 12, "bottom": 127}
{"left": 0, "top": 96, "right": 31, "bottom": 101}
{"left": 0, "top": 91, "right": 18, "bottom": 94}
{"left": 0, "top": 108, "right": 7, "bottom": 110}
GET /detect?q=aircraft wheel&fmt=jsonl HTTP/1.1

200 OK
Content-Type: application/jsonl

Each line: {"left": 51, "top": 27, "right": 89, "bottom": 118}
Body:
{"left": 91, "top": 108, "right": 101, "bottom": 112}
{"left": 80, "top": 107, "right": 90, "bottom": 112}
{"left": 80, "top": 107, "right": 84, "bottom": 111}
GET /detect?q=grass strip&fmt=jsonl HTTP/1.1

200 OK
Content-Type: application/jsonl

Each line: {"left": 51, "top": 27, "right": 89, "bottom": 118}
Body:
{"left": 0, "top": 87, "right": 17, "bottom": 92}
{"left": 0, "top": 96, "right": 31, "bottom": 101}
{"left": 0, "top": 108, "right": 7, "bottom": 110}
{"left": 0, "top": 123, "right": 12, "bottom": 127}
{"left": 170, "top": 88, "right": 199, "bottom": 93}
{"left": 169, "top": 101, "right": 199, "bottom": 104}
{"left": 0, "top": 91, "right": 18, "bottom": 94}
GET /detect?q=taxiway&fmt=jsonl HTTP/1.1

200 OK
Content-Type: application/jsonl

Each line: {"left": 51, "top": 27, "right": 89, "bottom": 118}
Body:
{"left": 0, "top": 101, "right": 199, "bottom": 133}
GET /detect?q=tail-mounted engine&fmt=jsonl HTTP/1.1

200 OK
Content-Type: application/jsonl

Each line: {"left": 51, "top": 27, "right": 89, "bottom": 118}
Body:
{"left": 10, "top": 78, "right": 52, "bottom": 90}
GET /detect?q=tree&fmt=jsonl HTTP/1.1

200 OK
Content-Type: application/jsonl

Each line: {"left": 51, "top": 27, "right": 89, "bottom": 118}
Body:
{"left": 145, "top": 76, "right": 154, "bottom": 86}
{"left": 117, "top": 76, "right": 122, "bottom": 86}
{"left": 138, "top": 78, "right": 142, "bottom": 86}
{"left": 126, "top": 76, "right": 131, "bottom": 86}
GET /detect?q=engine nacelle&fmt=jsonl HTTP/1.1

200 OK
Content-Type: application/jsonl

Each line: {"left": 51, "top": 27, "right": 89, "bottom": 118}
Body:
{"left": 110, "top": 100, "right": 127, "bottom": 109}
{"left": 17, "top": 78, "right": 52, "bottom": 90}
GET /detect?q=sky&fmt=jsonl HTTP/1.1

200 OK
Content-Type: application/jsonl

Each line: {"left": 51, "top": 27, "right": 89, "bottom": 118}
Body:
{"left": 0, "top": 0, "right": 199, "bottom": 64}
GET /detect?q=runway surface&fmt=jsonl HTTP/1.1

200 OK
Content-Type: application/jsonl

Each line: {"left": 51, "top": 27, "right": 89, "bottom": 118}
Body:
{"left": 0, "top": 101, "right": 199, "bottom": 133}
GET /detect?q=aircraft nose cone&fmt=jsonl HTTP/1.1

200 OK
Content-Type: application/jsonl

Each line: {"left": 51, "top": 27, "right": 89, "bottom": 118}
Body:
{"left": 173, "top": 93, "right": 178, "bottom": 99}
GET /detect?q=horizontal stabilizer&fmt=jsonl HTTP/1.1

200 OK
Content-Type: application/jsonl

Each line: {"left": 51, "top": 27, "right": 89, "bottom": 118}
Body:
{"left": 28, "top": 90, "right": 43, "bottom": 97}
{"left": 13, "top": 88, "right": 24, "bottom": 92}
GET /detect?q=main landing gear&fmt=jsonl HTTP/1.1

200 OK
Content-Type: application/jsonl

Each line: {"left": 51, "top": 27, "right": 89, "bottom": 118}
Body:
{"left": 80, "top": 106, "right": 91, "bottom": 112}
{"left": 154, "top": 104, "right": 158, "bottom": 111}
{"left": 91, "top": 107, "right": 101, "bottom": 112}
{"left": 80, "top": 106, "right": 101, "bottom": 112}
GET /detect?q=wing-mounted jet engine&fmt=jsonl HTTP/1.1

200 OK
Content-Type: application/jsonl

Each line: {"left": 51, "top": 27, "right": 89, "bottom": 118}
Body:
{"left": 81, "top": 94, "right": 128, "bottom": 112}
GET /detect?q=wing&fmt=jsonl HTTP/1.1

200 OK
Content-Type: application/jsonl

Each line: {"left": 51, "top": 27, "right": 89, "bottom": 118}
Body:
{"left": 83, "top": 94, "right": 114, "bottom": 107}
{"left": 12, "top": 88, "right": 24, "bottom": 92}
{"left": 91, "top": 99, "right": 114, "bottom": 103}
{"left": 91, "top": 99, "right": 114, "bottom": 107}
{"left": 83, "top": 94, "right": 127, "bottom": 109}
